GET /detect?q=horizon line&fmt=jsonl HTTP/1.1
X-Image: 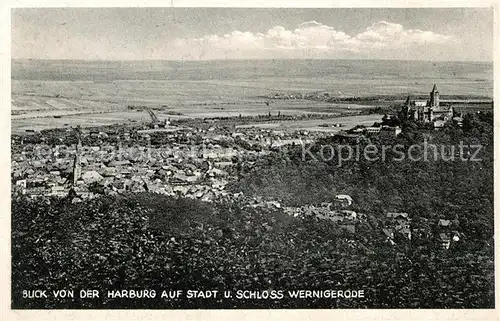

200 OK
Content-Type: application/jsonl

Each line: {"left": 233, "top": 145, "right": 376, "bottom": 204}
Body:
{"left": 11, "top": 58, "right": 493, "bottom": 64}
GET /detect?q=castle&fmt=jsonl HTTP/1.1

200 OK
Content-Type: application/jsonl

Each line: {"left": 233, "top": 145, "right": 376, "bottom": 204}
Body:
{"left": 401, "top": 84, "right": 453, "bottom": 123}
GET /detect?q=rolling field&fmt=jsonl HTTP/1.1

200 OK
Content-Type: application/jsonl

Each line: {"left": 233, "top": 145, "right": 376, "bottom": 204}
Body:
{"left": 11, "top": 59, "right": 493, "bottom": 133}
{"left": 236, "top": 114, "right": 382, "bottom": 133}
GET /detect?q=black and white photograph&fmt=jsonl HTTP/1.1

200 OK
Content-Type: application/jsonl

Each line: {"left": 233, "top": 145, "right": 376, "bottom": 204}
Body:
{"left": 6, "top": 4, "right": 496, "bottom": 312}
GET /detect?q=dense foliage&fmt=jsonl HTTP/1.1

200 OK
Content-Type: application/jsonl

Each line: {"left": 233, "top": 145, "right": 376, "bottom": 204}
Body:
{"left": 234, "top": 112, "right": 493, "bottom": 233}
{"left": 12, "top": 195, "right": 494, "bottom": 308}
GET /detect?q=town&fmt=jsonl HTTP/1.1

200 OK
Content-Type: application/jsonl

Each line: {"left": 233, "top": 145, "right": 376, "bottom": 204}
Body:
{"left": 11, "top": 85, "right": 474, "bottom": 251}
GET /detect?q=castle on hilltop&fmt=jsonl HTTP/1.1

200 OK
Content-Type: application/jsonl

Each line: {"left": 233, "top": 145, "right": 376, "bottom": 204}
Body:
{"left": 401, "top": 84, "right": 453, "bottom": 123}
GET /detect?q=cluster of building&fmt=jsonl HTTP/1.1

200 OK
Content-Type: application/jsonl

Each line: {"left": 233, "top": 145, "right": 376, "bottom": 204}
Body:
{"left": 283, "top": 195, "right": 363, "bottom": 234}
{"left": 347, "top": 114, "right": 403, "bottom": 139}
{"left": 401, "top": 84, "right": 463, "bottom": 129}
{"left": 383, "top": 212, "right": 412, "bottom": 244}
{"left": 11, "top": 124, "right": 311, "bottom": 203}
{"left": 275, "top": 192, "right": 460, "bottom": 250}
{"left": 435, "top": 219, "right": 461, "bottom": 249}
{"left": 332, "top": 85, "right": 464, "bottom": 142}
{"left": 382, "top": 212, "right": 461, "bottom": 249}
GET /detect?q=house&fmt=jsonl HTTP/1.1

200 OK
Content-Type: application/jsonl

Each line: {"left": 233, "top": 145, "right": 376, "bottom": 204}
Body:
{"left": 439, "top": 233, "right": 451, "bottom": 249}
{"left": 49, "top": 170, "right": 61, "bottom": 176}
{"left": 201, "top": 191, "right": 216, "bottom": 202}
{"left": 340, "top": 210, "right": 357, "bottom": 220}
{"left": 108, "top": 160, "right": 131, "bottom": 167}
{"left": 434, "top": 120, "right": 446, "bottom": 129}
{"left": 438, "top": 219, "right": 452, "bottom": 227}
{"left": 50, "top": 186, "right": 68, "bottom": 197}
{"left": 89, "top": 130, "right": 101, "bottom": 138}
{"left": 412, "top": 227, "right": 431, "bottom": 239}
{"left": 27, "top": 186, "right": 49, "bottom": 198}
{"left": 386, "top": 212, "right": 411, "bottom": 234}
{"left": 383, "top": 228, "right": 396, "bottom": 245}
{"left": 399, "top": 228, "right": 412, "bottom": 240}
{"left": 386, "top": 212, "right": 410, "bottom": 224}
{"left": 171, "top": 172, "right": 199, "bottom": 184}
{"left": 350, "top": 127, "right": 365, "bottom": 134}
{"left": 82, "top": 171, "right": 103, "bottom": 184}
{"left": 335, "top": 194, "right": 353, "bottom": 207}
{"left": 15, "top": 179, "right": 27, "bottom": 189}
{"left": 387, "top": 212, "right": 409, "bottom": 219}
{"left": 380, "top": 125, "right": 402, "bottom": 137}
{"left": 365, "top": 127, "right": 381, "bottom": 135}
{"left": 328, "top": 215, "right": 344, "bottom": 223}
{"left": 320, "top": 202, "right": 332, "bottom": 210}
{"left": 332, "top": 132, "right": 363, "bottom": 145}
{"left": 118, "top": 169, "right": 133, "bottom": 179}
{"left": 214, "top": 161, "right": 233, "bottom": 168}
{"left": 100, "top": 166, "right": 117, "bottom": 177}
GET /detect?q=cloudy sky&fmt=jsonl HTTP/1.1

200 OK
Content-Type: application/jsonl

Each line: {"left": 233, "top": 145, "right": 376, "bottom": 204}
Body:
{"left": 12, "top": 8, "right": 493, "bottom": 61}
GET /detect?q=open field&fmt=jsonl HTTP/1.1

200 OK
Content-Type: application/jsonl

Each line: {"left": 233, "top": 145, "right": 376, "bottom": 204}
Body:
{"left": 236, "top": 114, "right": 382, "bottom": 132}
{"left": 11, "top": 78, "right": 376, "bottom": 133}
{"left": 11, "top": 90, "right": 374, "bottom": 133}
{"left": 11, "top": 59, "right": 493, "bottom": 133}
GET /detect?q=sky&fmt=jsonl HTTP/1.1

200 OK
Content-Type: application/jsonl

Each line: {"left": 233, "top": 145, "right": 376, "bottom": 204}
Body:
{"left": 11, "top": 8, "right": 493, "bottom": 61}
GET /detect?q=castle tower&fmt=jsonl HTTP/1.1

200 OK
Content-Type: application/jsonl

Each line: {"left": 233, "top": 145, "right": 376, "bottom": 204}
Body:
{"left": 72, "top": 126, "right": 82, "bottom": 186}
{"left": 430, "top": 84, "right": 439, "bottom": 107}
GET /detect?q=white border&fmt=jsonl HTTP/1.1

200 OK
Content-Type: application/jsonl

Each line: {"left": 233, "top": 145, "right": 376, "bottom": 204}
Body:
{"left": 1, "top": 1, "right": 498, "bottom": 320}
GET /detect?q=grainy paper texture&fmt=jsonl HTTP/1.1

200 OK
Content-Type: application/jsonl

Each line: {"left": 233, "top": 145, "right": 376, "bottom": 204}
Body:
{"left": 1, "top": 1, "right": 499, "bottom": 320}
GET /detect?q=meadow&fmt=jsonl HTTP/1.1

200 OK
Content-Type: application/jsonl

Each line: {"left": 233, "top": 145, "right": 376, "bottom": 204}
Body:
{"left": 11, "top": 59, "right": 493, "bottom": 132}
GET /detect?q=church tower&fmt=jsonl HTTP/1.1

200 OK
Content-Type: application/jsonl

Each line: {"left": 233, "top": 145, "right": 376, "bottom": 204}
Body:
{"left": 401, "top": 95, "right": 412, "bottom": 120}
{"left": 72, "top": 125, "right": 82, "bottom": 186}
{"left": 430, "top": 84, "right": 439, "bottom": 107}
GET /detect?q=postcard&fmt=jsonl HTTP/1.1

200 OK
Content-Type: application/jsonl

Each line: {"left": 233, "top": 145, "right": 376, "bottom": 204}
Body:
{"left": 3, "top": 2, "right": 497, "bottom": 320}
